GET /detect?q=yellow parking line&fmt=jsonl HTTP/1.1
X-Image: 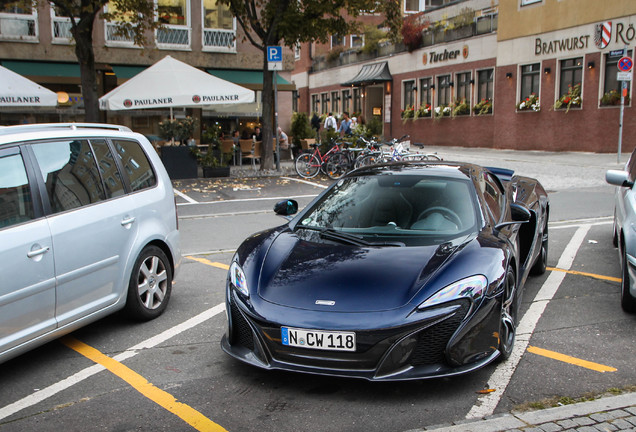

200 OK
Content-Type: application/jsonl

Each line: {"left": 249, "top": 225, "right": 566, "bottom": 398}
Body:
{"left": 527, "top": 346, "right": 617, "bottom": 373}
{"left": 547, "top": 267, "right": 621, "bottom": 283}
{"left": 187, "top": 256, "right": 230, "bottom": 270}
{"left": 60, "top": 337, "right": 228, "bottom": 432}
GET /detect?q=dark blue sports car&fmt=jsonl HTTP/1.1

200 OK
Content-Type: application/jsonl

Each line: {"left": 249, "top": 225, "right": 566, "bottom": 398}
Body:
{"left": 221, "top": 161, "right": 549, "bottom": 380}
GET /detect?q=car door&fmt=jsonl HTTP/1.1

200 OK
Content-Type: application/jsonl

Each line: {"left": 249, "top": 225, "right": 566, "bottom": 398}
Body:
{"left": 0, "top": 146, "right": 56, "bottom": 357}
{"left": 30, "top": 138, "right": 138, "bottom": 327}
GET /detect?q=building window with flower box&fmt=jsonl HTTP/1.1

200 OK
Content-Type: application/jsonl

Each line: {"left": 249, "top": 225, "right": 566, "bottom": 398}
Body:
{"left": 454, "top": 72, "right": 471, "bottom": 116}
{"left": 518, "top": 63, "right": 540, "bottom": 111}
{"left": 602, "top": 50, "right": 633, "bottom": 106}
{"left": 403, "top": 80, "right": 416, "bottom": 110}
{"left": 474, "top": 69, "right": 493, "bottom": 115}
{"left": 437, "top": 75, "right": 452, "bottom": 117}
{"left": 556, "top": 57, "right": 583, "bottom": 110}
{"left": 418, "top": 77, "right": 433, "bottom": 117}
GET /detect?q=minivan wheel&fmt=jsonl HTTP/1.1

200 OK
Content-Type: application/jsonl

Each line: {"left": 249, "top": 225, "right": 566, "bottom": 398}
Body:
{"left": 126, "top": 245, "right": 172, "bottom": 321}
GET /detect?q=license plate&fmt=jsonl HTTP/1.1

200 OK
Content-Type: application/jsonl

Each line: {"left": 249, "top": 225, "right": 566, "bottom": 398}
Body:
{"left": 281, "top": 327, "right": 356, "bottom": 352}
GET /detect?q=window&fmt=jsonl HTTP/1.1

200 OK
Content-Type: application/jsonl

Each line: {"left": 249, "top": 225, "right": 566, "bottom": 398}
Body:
{"left": 202, "top": 0, "right": 235, "bottom": 51}
{"left": 0, "top": 0, "right": 37, "bottom": 40}
{"left": 558, "top": 57, "right": 583, "bottom": 99}
{"left": 437, "top": 75, "right": 451, "bottom": 106}
{"left": 331, "top": 91, "right": 340, "bottom": 113}
{"left": 342, "top": 90, "right": 351, "bottom": 113}
{"left": 480, "top": 172, "right": 504, "bottom": 222}
{"left": 331, "top": 35, "right": 345, "bottom": 49}
{"left": 32, "top": 140, "right": 106, "bottom": 213}
{"left": 112, "top": 140, "right": 157, "bottom": 192}
{"left": 0, "top": 151, "right": 34, "bottom": 229}
{"left": 294, "top": 43, "right": 301, "bottom": 60}
{"left": 103, "top": 2, "right": 136, "bottom": 45}
{"left": 353, "top": 88, "right": 361, "bottom": 114}
{"left": 157, "top": 0, "right": 190, "bottom": 47}
{"left": 321, "top": 93, "right": 329, "bottom": 113}
{"left": 520, "top": 63, "right": 540, "bottom": 100}
{"left": 603, "top": 50, "right": 633, "bottom": 106}
{"left": 311, "top": 94, "right": 320, "bottom": 113}
{"left": 404, "top": 0, "right": 423, "bottom": 13}
{"left": 403, "top": 80, "right": 416, "bottom": 109}
{"left": 521, "top": 0, "right": 542, "bottom": 5}
{"left": 91, "top": 140, "right": 125, "bottom": 198}
{"left": 419, "top": 77, "right": 432, "bottom": 107}
{"left": 456, "top": 72, "right": 472, "bottom": 103}
{"left": 50, "top": 5, "right": 74, "bottom": 42}
{"left": 351, "top": 34, "right": 364, "bottom": 49}
{"left": 477, "top": 69, "right": 494, "bottom": 102}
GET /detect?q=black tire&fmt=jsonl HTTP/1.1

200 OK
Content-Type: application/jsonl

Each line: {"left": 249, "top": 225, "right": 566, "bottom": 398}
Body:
{"left": 612, "top": 217, "right": 618, "bottom": 248}
{"left": 530, "top": 224, "right": 548, "bottom": 276}
{"left": 295, "top": 153, "right": 320, "bottom": 178}
{"left": 324, "top": 152, "right": 349, "bottom": 179}
{"left": 126, "top": 245, "right": 172, "bottom": 321}
{"left": 498, "top": 266, "right": 517, "bottom": 361}
{"left": 620, "top": 247, "right": 636, "bottom": 313}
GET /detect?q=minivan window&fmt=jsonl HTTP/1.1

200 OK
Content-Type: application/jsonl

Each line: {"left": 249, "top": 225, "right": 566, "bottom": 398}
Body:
{"left": 32, "top": 140, "right": 107, "bottom": 213}
{"left": 112, "top": 140, "right": 156, "bottom": 192}
{"left": 90, "top": 139, "right": 125, "bottom": 198}
{"left": 0, "top": 153, "right": 34, "bottom": 228}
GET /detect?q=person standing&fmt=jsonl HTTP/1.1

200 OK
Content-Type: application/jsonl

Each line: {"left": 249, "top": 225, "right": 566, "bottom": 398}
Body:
{"left": 338, "top": 112, "right": 352, "bottom": 137}
{"left": 311, "top": 113, "right": 321, "bottom": 138}
{"left": 324, "top": 112, "right": 337, "bottom": 131}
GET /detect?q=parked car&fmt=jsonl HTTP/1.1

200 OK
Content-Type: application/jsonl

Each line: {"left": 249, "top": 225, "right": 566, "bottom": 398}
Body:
{"left": 221, "top": 161, "right": 549, "bottom": 380}
{"left": 606, "top": 148, "right": 636, "bottom": 313}
{"left": 0, "top": 123, "right": 181, "bottom": 364}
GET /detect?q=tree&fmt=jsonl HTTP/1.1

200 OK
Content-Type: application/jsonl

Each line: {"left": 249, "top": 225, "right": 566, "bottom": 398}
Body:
{"left": 217, "top": 0, "right": 401, "bottom": 170}
{"left": 46, "top": 0, "right": 157, "bottom": 122}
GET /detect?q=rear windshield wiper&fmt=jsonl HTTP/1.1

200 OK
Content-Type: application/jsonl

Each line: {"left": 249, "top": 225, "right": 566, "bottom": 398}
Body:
{"left": 296, "top": 225, "right": 404, "bottom": 247}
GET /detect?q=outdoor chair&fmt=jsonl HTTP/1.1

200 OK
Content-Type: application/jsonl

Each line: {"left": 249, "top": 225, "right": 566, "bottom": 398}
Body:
{"left": 243, "top": 141, "right": 261, "bottom": 168}
{"left": 238, "top": 139, "right": 254, "bottom": 166}
{"left": 220, "top": 139, "right": 236, "bottom": 165}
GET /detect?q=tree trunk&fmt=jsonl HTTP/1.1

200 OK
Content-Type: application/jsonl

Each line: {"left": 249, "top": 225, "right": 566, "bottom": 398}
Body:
{"left": 260, "top": 51, "right": 275, "bottom": 170}
{"left": 72, "top": 11, "right": 100, "bottom": 122}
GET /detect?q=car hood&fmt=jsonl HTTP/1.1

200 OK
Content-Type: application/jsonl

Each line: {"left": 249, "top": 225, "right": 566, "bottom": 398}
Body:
{"left": 256, "top": 230, "right": 468, "bottom": 312}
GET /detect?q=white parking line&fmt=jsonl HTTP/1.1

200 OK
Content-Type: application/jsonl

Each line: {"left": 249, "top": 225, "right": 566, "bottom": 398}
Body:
{"left": 466, "top": 224, "right": 591, "bottom": 420}
{"left": 174, "top": 188, "right": 198, "bottom": 204}
{"left": 176, "top": 194, "right": 318, "bottom": 206}
{"left": 281, "top": 176, "right": 328, "bottom": 189}
{"left": 0, "top": 304, "right": 225, "bottom": 421}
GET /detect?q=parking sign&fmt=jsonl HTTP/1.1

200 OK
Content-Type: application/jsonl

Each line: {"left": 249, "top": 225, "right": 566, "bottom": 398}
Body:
{"left": 267, "top": 46, "right": 282, "bottom": 71}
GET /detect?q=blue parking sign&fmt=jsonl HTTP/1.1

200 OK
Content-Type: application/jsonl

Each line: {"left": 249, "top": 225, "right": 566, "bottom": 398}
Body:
{"left": 267, "top": 46, "right": 282, "bottom": 62}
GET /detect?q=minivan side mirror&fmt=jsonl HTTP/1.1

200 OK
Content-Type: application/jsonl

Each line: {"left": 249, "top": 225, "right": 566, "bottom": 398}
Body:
{"left": 606, "top": 170, "right": 634, "bottom": 188}
{"left": 274, "top": 199, "right": 298, "bottom": 216}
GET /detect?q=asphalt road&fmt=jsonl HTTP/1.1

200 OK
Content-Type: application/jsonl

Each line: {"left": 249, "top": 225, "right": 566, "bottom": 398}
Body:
{"left": 1, "top": 149, "right": 634, "bottom": 432}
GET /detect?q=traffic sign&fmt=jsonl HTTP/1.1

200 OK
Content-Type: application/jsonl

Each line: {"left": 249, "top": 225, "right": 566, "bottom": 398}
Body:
{"left": 617, "top": 71, "right": 632, "bottom": 81}
{"left": 617, "top": 56, "right": 633, "bottom": 72}
{"left": 267, "top": 46, "right": 282, "bottom": 71}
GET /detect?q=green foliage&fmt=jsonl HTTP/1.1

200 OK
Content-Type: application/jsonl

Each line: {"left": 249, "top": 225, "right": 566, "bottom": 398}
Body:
{"left": 366, "top": 115, "right": 382, "bottom": 137}
{"left": 554, "top": 83, "right": 581, "bottom": 113}
{"left": 191, "top": 145, "right": 232, "bottom": 167}
{"left": 290, "top": 112, "right": 314, "bottom": 145}
{"left": 159, "top": 117, "right": 199, "bottom": 144}
{"left": 361, "top": 25, "right": 388, "bottom": 55}
{"left": 401, "top": 13, "right": 424, "bottom": 52}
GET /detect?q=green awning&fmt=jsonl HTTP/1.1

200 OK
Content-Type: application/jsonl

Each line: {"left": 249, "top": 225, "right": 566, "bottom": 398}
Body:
{"left": 111, "top": 65, "right": 146, "bottom": 79}
{"left": 206, "top": 69, "right": 294, "bottom": 90}
{"left": 1, "top": 60, "right": 81, "bottom": 78}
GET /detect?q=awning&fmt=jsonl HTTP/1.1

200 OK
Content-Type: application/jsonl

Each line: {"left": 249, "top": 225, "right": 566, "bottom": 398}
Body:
{"left": 341, "top": 61, "right": 392, "bottom": 87}
{"left": 111, "top": 65, "right": 146, "bottom": 79}
{"left": 207, "top": 69, "right": 295, "bottom": 91}
{"left": 1, "top": 60, "right": 81, "bottom": 83}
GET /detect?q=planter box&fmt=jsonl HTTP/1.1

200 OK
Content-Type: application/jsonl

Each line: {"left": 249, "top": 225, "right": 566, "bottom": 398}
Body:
{"left": 160, "top": 146, "right": 198, "bottom": 179}
{"left": 202, "top": 166, "right": 230, "bottom": 178}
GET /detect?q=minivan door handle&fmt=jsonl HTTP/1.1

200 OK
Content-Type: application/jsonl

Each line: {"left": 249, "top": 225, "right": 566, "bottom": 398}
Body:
{"left": 27, "top": 246, "right": 50, "bottom": 258}
{"left": 121, "top": 216, "right": 136, "bottom": 227}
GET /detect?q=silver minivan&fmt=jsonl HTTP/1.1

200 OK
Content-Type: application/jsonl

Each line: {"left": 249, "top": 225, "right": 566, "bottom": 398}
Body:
{"left": 0, "top": 123, "right": 181, "bottom": 363}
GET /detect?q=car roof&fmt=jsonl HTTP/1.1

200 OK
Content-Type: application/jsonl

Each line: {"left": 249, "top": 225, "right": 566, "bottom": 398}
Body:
{"left": 0, "top": 123, "right": 143, "bottom": 146}
{"left": 350, "top": 161, "right": 480, "bottom": 181}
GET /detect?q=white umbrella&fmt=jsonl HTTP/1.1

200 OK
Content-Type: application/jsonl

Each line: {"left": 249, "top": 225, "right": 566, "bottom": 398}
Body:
{"left": 0, "top": 65, "right": 58, "bottom": 106}
{"left": 99, "top": 55, "right": 254, "bottom": 117}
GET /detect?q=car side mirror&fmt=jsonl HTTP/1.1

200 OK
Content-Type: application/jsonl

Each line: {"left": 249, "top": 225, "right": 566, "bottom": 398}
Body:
{"left": 274, "top": 199, "right": 298, "bottom": 216}
{"left": 495, "top": 203, "right": 531, "bottom": 230}
{"left": 606, "top": 170, "right": 634, "bottom": 188}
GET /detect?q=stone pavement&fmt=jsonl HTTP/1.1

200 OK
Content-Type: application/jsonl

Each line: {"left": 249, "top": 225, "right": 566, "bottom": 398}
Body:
{"left": 414, "top": 392, "right": 636, "bottom": 432}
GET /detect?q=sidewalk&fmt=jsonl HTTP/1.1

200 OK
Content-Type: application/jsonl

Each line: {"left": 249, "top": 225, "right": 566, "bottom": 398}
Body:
{"left": 414, "top": 391, "right": 636, "bottom": 432}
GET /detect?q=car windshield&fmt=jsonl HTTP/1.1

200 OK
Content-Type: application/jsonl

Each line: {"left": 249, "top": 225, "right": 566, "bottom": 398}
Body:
{"left": 297, "top": 174, "right": 479, "bottom": 245}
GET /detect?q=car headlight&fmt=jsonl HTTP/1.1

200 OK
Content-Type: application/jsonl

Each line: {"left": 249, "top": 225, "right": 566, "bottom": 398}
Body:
{"left": 230, "top": 261, "right": 249, "bottom": 297}
{"left": 418, "top": 275, "right": 487, "bottom": 309}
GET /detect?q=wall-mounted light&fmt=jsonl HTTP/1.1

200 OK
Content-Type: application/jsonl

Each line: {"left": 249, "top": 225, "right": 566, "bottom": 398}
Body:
{"left": 587, "top": 61, "right": 595, "bottom": 69}
{"left": 449, "top": 81, "right": 455, "bottom": 87}
{"left": 430, "top": 84, "right": 435, "bottom": 89}
{"left": 544, "top": 67, "right": 551, "bottom": 75}
{"left": 506, "top": 72, "right": 513, "bottom": 79}
{"left": 469, "top": 79, "right": 475, "bottom": 85}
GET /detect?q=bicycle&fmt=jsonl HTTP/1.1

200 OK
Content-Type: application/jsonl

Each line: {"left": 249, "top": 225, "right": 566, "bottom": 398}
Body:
{"left": 295, "top": 139, "right": 346, "bottom": 179}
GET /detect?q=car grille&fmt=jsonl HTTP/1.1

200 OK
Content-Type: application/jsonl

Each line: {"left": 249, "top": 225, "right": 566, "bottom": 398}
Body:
{"left": 230, "top": 301, "right": 254, "bottom": 350}
{"left": 409, "top": 300, "right": 470, "bottom": 366}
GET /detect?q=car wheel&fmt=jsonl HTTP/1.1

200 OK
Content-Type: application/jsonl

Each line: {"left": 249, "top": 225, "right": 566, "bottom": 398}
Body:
{"left": 498, "top": 266, "right": 517, "bottom": 361}
{"left": 620, "top": 247, "right": 636, "bottom": 313}
{"left": 530, "top": 224, "right": 548, "bottom": 276}
{"left": 126, "top": 245, "right": 172, "bottom": 321}
{"left": 612, "top": 217, "right": 618, "bottom": 248}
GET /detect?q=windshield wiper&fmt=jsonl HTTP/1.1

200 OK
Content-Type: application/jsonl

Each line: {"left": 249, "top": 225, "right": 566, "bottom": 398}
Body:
{"left": 296, "top": 225, "right": 404, "bottom": 247}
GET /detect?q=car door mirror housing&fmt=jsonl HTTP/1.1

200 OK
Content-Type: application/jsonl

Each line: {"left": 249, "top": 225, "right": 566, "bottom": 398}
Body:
{"left": 274, "top": 199, "right": 298, "bottom": 216}
{"left": 606, "top": 170, "right": 634, "bottom": 188}
{"left": 495, "top": 203, "right": 531, "bottom": 231}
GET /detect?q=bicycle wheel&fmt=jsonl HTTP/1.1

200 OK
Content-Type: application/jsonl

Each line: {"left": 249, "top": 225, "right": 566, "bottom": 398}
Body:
{"left": 355, "top": 153, "right": 380, "bottom": 168}
{"left": 324, "top": 152, "right": 350, "bottom": 179}
{"left": 295, "top": 153, "right": 321, "bottom": 178}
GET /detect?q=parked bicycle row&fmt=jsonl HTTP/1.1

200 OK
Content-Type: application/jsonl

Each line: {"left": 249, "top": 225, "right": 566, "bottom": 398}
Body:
{"left": 294, "top": 135, "right": 442, "bottom": 179}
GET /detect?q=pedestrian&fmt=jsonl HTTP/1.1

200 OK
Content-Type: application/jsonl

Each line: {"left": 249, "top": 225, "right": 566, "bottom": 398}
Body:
{"left": 324, "top": 112, "right": 337, "bottom": 131}
{"left": 350, "top": 116, "right": 358, "bottom": 131}
{"left": 277, "top": 127, "right": 289, "bottom": 150}
{"left": 311, "top": 112, "right": 321, "bottom": 137}
{"left": 339, "top": 112, "right": 352, "bottom": 136}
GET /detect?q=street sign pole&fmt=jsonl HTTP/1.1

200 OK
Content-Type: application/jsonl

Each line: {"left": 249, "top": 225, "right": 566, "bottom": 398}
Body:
{"left": 617, "top": 48, "right": 632, "bottom": 163}
{"left": 267, "top": 46, "right": 282, "bottom": 171}
{"left": 274, "top": 70, "right": 280, "bottom": 171}
{"left": 619, "top": 81, "right": 626, "bottom": 163}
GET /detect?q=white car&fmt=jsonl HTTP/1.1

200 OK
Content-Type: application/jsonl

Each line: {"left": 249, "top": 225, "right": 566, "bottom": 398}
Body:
{"left": 0, "top": 123, "right": 181, "bottom": 363}
{"left": 606, "top": 148, "right": 636, "bottom": 313}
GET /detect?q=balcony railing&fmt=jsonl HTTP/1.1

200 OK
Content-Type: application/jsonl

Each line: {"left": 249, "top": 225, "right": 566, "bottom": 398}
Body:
{"left": 105, "top": 22, "right": 136, "bottom": 47}
{"left": 156, "top": 25, "right": 190, "bottom": 49}
{"left": 203, "top": 28, "right": 235, "bottom": 52}
{"left": 52, "top": 16, "right": 72, "bottom": 43}
{"left": 0, "top": 13, "right": 37, "bottom": 41}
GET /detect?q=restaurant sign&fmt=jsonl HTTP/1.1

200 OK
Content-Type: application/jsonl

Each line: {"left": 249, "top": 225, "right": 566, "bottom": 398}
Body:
{"left": 535, "top": 20, "right": 636, "bottom": 56}
{"left": 0, "top": 96, "right": 44, "bottom": 104}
